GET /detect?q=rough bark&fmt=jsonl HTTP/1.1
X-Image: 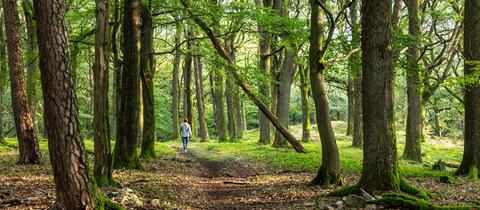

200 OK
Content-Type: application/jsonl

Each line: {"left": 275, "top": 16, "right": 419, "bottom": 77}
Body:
{"left": 256, "top": 0, "right": 272, "bottom": 144}
{"left": 299, "top": 64, "right": 310, "bottom": 142}
{"left": 111, "top": 0, "right": 121, "bottom": 140}
{"left": 457, "top": 0, "right": 480, "bottom": 178}
{"left": 225, "top": 77, "right": 237, "bottom": 141}
{"left": 184, "top": 29, "right": 194, "bottom": 136}
{"left": 0, "top": 8, "right": 7, "bottom": 142}
{"left": 33, "top": 0, "right": 113, "bottom": 208}
{"left": 22, "top": 0, "right": 39, "bottom": 135}
{"left": 93, "top": 0, "right": 113, "bottom": 186}
{"left": 181, "top": 0, "right": 306, "bottom": 153}
{"left": 3, "top": 0, "right": 41, "bottom": 164}
{"left": 403, "top": 0, "right": 423, "bottom": 162}
{"left": 113, "top": 0, "right": 142, "bottom": 169}
{"left": 193, "top": 55, "right": 208, "bottom": 142}
{"left": 309, "top": 0, "right": 341, "bottom": 186}
{"left": 350, "top": 0, "right": 362, "bottom": 147}
{"left": 140, "top": 4, "right": 156, "bottom": 158}
{"left": 273, "top": 51, "right": 296, "bottom": 147}
{"left": 346, "top": 76, "right": 354, "bottom": 136}
{"left": 359, "top": 0, "right": 401, "bottom": 192}
{"left": 171, "top": 20, "right": 181, "bottom": 140}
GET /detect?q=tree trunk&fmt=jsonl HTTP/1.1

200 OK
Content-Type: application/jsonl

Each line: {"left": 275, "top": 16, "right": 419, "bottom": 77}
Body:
{"left": 403, "top": 0, "right": 423, "bottom": 163}
{"left": 350, "top": 0, "right": 362, "bottom": 148}
{"left": 111, "top": 0, "right": 121, "bottom": 140}
{"left": 273, "top": 51, "right": 296, "bottom": 148}
{"left": 22, "top": 0, "right": 39, "bottom": 136}
{"left": 359, "top": 0, "right": 401, "bottom": 192}
{"left": 184, "top": 29, "right": 194, "bottom": 136}
{"left": 140, "top": 4, "right": 156, "bottom": 158}
{"left": 346, "top": 76, "right": 354, "bottom": 136}
{"left": 171, "top": 20, "right": 181, "bottom": 140}
{"left": 256, "top": 0, "right": 272, "bottom": 144}
{"left": 3, "top": 0, "right": 41, "bottom": 164}
{"left": 211, "top": 68, "right": 228, "bottom": 141}
{"left": 234, "top": 90, "right": 243, "bottom": 139}
{"left": 194, "top": 55, "right": 208, "bottom": 142}
{"left": 299, "top": 64, "right": 310, "bottom": 142}
{"left": 309, "top": 0, "right": 341, "bottom": 186}
{"left": 0, "top": 8, "right": 7, "bottom": 142}
{"left": 226, "top": 78, "right": 237, "bottom": 141}
{"left": 137, "top": 82, "right": 143, "bottom": 146}
{"left": 93, "top": 0, "right": 113, "bottom": 187}
{"left": 33, "top": 0, "right": 115, "bottom": 208}
{"left": 457, "top": 0, "right": 480, "bottom": 178}
{"left": 113, "top": 0, "right": 142, "bottom": 169}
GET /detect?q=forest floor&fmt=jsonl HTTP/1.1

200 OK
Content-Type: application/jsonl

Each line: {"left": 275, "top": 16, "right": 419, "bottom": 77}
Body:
{"left": 0, "top": 122, "right": 479, "bottom": 209}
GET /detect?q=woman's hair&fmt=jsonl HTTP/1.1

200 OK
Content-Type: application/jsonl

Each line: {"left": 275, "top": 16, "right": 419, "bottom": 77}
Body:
{"left": 183, "top": 118, "right": 188, "bottom": 123}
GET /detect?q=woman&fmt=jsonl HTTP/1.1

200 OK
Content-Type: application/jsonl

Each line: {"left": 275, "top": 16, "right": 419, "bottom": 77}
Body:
{"left": 180, "top": 118, "right": 192, "bottom": 152}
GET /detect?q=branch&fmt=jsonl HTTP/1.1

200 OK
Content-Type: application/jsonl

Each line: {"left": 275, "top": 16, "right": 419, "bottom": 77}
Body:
{"left": 180, "top": 0, "right": 306, "bottom": 153}
{"left": 325, "top": 48, "right": 360, "bottom": 67}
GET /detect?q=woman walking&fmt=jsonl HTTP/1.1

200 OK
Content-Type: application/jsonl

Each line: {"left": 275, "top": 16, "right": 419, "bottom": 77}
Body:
{"left": 180, "top": 118, "right": 192, "bottom": 152}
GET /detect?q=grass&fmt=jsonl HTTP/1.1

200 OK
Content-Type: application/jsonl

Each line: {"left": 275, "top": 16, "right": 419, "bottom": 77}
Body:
{"left": 0, "top": 121, "right": 464, "bottom": 178}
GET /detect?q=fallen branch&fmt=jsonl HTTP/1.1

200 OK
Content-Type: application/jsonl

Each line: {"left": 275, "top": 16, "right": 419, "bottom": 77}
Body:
{"left": 180, "top": 0, "right": 306, "bottom": 153}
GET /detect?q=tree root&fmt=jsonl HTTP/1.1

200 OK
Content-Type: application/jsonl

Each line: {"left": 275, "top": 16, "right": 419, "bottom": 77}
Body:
{"left": 368, "top": 193, "right": 479, "bottom": 210}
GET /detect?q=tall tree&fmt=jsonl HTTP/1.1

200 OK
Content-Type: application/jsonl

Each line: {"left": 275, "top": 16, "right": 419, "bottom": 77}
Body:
{"left": 256, "top": 0, "right": 272, "bottom": 145}
{"left": 350, "top": 0, "right": 362, "bottom": 147}
{"left": 3, "top": 0, "right": 41, "bottom": 164}
{"left": 184, "top": 28, "right": 194, "bottom": 135}
{"left": 22, "top": 0, "right": 40, "bottom": 135}
{"left": 299, "top": 63, "right": 310, "bottom": 142}
{"left": 113, "top": 0, "right": 142, "bottom": 169}
{"left": 194, "top": 54, "right": 208, "bottom": 142}
{"left": 111, "top": 0, "right": 121, "bottom": 139}
{"left": 403, "top": 0, "right": 423, "bottom": 162}
{"left": 359, "top": 0, "right": 399, "bottom": 192}
{"left": 0, "top": 7, "right": 7, "bottom": 142}
{"left": 33, "top": 0, "right": 118, "bottom": 208}
{"left": 93, "top": 0, "right": 113, "bottom": 186}
{"left": 140, "top": 3, "right": 156, "bottom": 158}
{"left": 171, "top": 19, "right": 181, "bottom": 140}
{"left": 457, "top": 0, "right": 480, "bottom": 178}
{"left": 272, "top": 0, "right": 297, "bottom": 148}
{"left": 309, "top": 0, "right": 342, "bottom": 185}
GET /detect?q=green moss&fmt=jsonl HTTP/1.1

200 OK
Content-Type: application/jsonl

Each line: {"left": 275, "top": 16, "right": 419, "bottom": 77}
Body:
{"left": 467, "top": 166, "right": 478, "bottom": 180}
{"left": 400, "top": 178, "right": 433, "bottom": 200}
{"left": 328, "top": 185, "right": 361, "bottom": 197}
{"left": 368, "top": 193, "right": 478, "bottom": 210}
{"left": 310, "top": 165, "right": 344, "bottom": 187}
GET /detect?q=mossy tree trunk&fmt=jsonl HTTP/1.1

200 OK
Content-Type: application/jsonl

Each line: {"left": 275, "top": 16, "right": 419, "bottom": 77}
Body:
{"left": 111, "top": 0, "right": 121, "bottom": 140}
{"left": 350, "top": 0, "right": 362, "bottom": 148}
{"left": 309, "top": 0, "right": 342, "bottom": 186}
{"left": 140, "top": 3, "right": 156, "bottom": 158}
{"left": 299, "top": 64, "right": 310, "bottom": 142}
{"left": 2, "top": 0, "right": 41, "bottom": 164}
{"left": 113, "top": 0, "right": 142, "bottom": 170}
{"left": 359, "top": 0, "right": 402, "bottom": 192}
{"left": 93, "top": 0, "right": 113, "bottom": 186}
{"left": 457, "top": 0, "right": 480, "bottom": 179}
{"left": 0, "top": 8, "right": 7, "bottom": 142}
{"left": 403, "top": 0, "right": 423, "bottom": 163}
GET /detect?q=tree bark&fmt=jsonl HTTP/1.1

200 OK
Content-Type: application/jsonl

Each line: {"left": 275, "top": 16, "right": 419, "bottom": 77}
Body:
{"left": 0, "top": 8, "right": 7, "bottom": 142}
{"left": 346, "top": 76, "right": 353, "bottom": 136}
{"left": 309, "top": 0, "right": 341, "bottom": 186}
{"left": 184, "top": 28, "right": 194, "bottom": 136}
{"left": 180, "top": 0, "right": 306, "bottom": 153}
{"left": 171, "top": 19, "right": 181, "bottom": 140}
{"left": 403, "top": 0, "right": 423, "bottom": 162}
{"left": 113, "top": 0, "right": 142, "bottom": 169}
{"left": 359, "top": 0, "right": 401, "bottom": 193}
{"left": 256, "top": 0, "right": 272, "bottom": 145}
{"left": 350, "top": 0, "right": 362, "bottom": 148}
{"left": 111, "top": 0, "right": 121, "bottom": 140}
{"left": 273, "top": 51, "right": 296, "bottom": 147}
{"left": 299, "top": 64, "right": 310, "bottom": 142}
{"left": 140, "top": 4, "right": 156, "bottom": 158}
{"left": 93, "top": 0, "right": 113, "bottom": 186}
{"left": 3, "top": 0, "right": 41, "bottom": 164}
{"left": 226, "top": 77, "right": 237, "bottom": 141}
{"left": 33, "top": 0, "right": 110, "bottom": 208}
{"left": 457, "top": 0, "right": 480, "bottom": 178}
{"left": 22, "top": 0, "right": 39, "bottom": 136}
{"left": 194, "top": 55, "right": 208, "bottom": 142}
